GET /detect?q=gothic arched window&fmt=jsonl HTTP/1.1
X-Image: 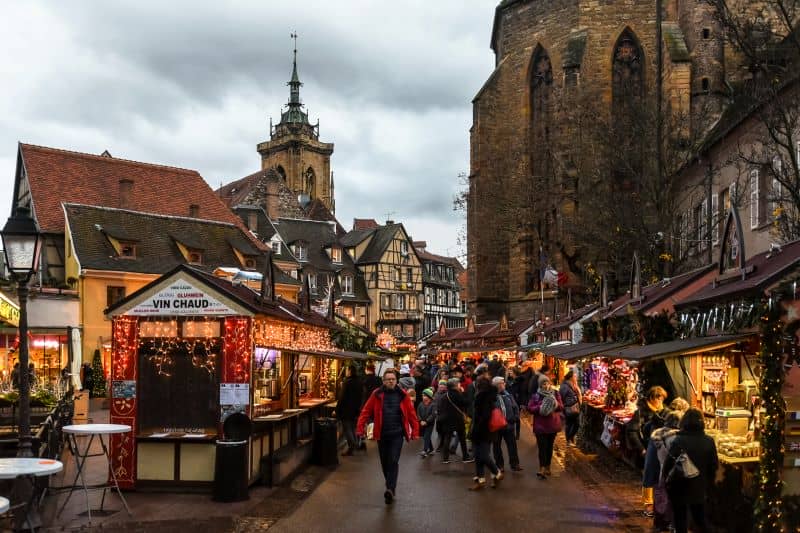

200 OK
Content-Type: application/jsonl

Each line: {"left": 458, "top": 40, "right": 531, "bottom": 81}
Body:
{"left": 305, "top": 167, "right": 316, "bottom": 198}
{"left": 612, "top": 28, "right": 644, "bottom": 114}
{"left": 530, "top": 45, "right": 553, "bottom": 182}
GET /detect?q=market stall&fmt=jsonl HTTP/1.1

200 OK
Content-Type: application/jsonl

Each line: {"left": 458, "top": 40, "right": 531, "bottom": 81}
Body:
{"left": 105, "top": 265, "right": 340, "bottom": 490}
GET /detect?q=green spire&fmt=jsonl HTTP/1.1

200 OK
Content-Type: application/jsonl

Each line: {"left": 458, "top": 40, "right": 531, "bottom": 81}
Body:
{"left": 288, "top": 32, "right": 302, "bottom": 107}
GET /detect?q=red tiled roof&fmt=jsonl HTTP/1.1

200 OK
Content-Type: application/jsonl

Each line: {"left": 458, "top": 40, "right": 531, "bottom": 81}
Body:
{"left": 21, "top": 144, "right": 244, "bottom": 233}
{"left": 353, "top": 218, "right": 379, "bottom": 230}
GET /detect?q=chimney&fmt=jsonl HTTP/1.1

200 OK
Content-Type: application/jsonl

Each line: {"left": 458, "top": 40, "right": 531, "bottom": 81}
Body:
{"left": 119, "top": 179, "right": 134, "bottom": 209}
{"left": 385, "top": 219, "right": 394, "bottom": 225}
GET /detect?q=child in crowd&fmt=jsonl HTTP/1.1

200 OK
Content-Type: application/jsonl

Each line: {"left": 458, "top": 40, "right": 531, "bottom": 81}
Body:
{"left": 417, "top": 388, "right": 437, "bottom": 457}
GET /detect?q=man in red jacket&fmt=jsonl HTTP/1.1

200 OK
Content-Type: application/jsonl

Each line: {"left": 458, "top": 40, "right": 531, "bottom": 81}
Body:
{"left": 357, "top": 367, "right": 419, "bottom": 504}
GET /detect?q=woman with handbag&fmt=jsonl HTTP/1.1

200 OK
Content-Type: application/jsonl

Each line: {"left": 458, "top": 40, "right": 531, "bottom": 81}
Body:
{"left": 436, "top": 378, "right": 472, "bottom": 464}
{"left": 662, "top": 408, "right": 717, "bottom": 533}
{"left": 468, "top": 376, "right": 502, "bottom": 490}
{"left": 528, "top": 378, "right": 563, "bottom": 479}
{"left": 559, "top": 370, "right": 582, "bottom": 447}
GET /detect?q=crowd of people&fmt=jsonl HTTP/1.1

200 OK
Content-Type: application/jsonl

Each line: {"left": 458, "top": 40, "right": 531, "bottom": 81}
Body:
{"left": 339, "top": 357, "right": 718, "bottom": 533}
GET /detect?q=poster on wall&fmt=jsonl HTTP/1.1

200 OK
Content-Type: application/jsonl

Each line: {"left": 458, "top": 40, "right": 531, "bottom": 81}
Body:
{"left": 112, "top": 380, "right": 136, "bottom": 399}
{"left": 126, "top": 277, "right": 240, "bottom": 316}
{"left": 220, "top": 382, "right": 249, "bottom": 421}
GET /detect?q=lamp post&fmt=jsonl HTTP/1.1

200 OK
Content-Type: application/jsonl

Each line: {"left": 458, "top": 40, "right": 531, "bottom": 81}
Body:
{"left": 1, "top": 206, "right": 42, "bottom": 458}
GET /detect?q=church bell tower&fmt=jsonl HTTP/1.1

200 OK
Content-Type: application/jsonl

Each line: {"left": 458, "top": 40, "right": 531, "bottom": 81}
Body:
{"left": 257, "top": 34, "right": 335, "bottom": 212}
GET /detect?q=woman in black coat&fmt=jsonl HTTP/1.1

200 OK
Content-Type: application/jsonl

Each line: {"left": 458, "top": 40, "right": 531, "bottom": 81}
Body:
{"left": 468, "top": 377, "right": 501, "bottom": 490}
{"left": 337, "top": 365, "right": 364, "bottom": 455}
{"left": 662, "top": 408, "right": 718, "bottom": 533}
{"left": 435, "top": 379, "right": 471, "bottom": 463}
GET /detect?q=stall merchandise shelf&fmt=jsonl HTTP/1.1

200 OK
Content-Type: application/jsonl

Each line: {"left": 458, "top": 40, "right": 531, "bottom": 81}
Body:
{"left": 254, "top": 410, "right": 308, "bottom": 423}
{"left": 719, "top": 455, "right": 758, "bottom": 464}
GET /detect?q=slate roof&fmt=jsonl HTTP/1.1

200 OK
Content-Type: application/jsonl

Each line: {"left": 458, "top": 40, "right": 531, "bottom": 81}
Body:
{"left": 416, "top": 246, "right": 464, "bottom": 289}
{"left": 676, "top": 238, "right": 800, "bottom": 308}
{"left": 304, "top": 199, "right": 345, "bottom": 236}
{"left": 231, "top": 206, "right": 299, "bottom": 266}
{"left": 272, "top": 218, "right": 371, "bottom": 303}
{"left": 64, "top": 204, "right": 268, "bottom": 275}
{"left": 356, "top": 224, "right": 406, "bottom": 264}
{"left": 543, "top": 303, "right": 601, "bottom": 333}
{"left": 19, "top": 144, "right": 243, "bottom": 234}
{"left": 340, "top": 228, "right": 374, "bottom": 247}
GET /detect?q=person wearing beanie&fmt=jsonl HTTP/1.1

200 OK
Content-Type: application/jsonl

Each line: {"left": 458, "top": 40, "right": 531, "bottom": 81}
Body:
{"left": 416, "top": 387, "right": 437, "bottom": 457}
{"left": 435, "top": 378, "right": 471, "bottom": 464}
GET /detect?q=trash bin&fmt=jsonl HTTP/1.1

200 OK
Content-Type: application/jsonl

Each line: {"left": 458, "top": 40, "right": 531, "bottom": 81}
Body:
{"left": 212, "top": 412, "right": 252, "bottom": 502}
{"left": 311, "top": 417, "right": 339, "bottom": 466}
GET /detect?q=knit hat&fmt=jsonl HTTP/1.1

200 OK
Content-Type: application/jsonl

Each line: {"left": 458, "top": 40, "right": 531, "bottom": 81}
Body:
{"left": 437, "top": 381, "right": 448, "bottom": 389}
{"left": 399, "top": 376, "right": 415, "bottom": 390}
{"left": 422, "top": 388, "right": 434, "bottom": 399}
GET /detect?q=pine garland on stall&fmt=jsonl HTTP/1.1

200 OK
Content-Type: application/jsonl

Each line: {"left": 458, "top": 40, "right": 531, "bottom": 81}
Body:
{"left": 755, "top": 300, "right": 786, "bottom": 532}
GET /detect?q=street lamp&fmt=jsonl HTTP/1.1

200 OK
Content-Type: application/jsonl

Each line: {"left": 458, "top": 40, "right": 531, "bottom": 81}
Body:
{"left": 1, "top": 206, "right": 42, "bottom": 458}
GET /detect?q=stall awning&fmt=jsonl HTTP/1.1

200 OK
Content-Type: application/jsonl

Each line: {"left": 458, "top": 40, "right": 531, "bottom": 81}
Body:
{"left": 433, "top": 346, "right": 516, "bottom": 354}
{"left": 293, "top": 349, "right": 386, "bottom": 361}
{"left": 600, "top": 333, "right": 755, "bottom": 362}
{"left": 541, "top": 341, "right": 632, "bottom": 361}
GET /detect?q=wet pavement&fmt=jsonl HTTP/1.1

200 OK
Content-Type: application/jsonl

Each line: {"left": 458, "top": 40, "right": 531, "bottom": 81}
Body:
{"left": 269, "top": 418, "right": 652, "bottom": 533}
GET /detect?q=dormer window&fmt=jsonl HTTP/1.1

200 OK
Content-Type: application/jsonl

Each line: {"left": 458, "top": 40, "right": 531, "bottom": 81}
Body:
{"left": 331, "top": 247, "right": 342, "bottom": 263}
{"left": 119, "top": 242, "right": 137, "bottom": 258}
{"left": 308, "top": 273, "right": 317, "bottom": 293}
{"left": 271, "top": 241, "right": 281, "bottom": 254}
{"left": 243, "top": 257, "right": 257, "bottom": 270}
{"left": 188, "top": 249, "right": 203, "bottom": 265}
{"left": 342, "top": 274, "right": 354, "bottom": 295}
{"left": 294, "top": 243, "right": 307, "bottom": 261}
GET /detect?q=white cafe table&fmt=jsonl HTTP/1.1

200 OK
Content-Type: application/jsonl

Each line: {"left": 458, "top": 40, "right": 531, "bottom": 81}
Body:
{"left": 0, "top": 458, "right": 63, "bottom": 528}
{"left": 58, "top": 424, "right": 132, "bottom": 523}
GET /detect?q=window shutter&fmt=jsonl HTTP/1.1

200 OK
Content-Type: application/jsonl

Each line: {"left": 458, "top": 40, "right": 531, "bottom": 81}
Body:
{"left": 712, "top": 193, "right": 720, "bottom": 245}
{"left": 772, "top": 157, "right": 782, "bottom": 219}
{"left": 750, "top": 169, "right": 759, "bottom": 229}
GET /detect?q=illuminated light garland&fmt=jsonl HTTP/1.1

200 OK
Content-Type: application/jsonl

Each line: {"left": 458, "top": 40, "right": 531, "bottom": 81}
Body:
{"left": 755, "top": 298, "right": 786, "bottom": 532}
{"left": 112, "top": 316, "right": 139, "bottom": 380}
{"left": 251, "top": 318, "right": 336, "bottom": 353}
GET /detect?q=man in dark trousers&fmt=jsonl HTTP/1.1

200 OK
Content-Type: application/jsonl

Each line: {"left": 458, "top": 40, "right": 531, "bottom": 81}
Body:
{"left": 336, "top": 365, "right": 363, "bottom": 456}
{"left": 357, "top": 368, "right": 419, "bottom": 505}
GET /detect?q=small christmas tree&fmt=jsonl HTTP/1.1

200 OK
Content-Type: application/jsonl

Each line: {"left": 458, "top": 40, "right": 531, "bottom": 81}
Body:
{"left": 91, "top": 349, "right": 107, "bottom": 398}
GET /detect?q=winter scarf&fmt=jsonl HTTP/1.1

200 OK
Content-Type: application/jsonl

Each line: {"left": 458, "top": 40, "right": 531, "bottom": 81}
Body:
{"left": 539, "top": 387, "right": 557, "bottom": 416}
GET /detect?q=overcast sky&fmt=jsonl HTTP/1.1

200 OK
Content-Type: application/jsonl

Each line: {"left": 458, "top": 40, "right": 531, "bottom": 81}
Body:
{"left": 0, "top": 1, "right": 496, "bottom": 261}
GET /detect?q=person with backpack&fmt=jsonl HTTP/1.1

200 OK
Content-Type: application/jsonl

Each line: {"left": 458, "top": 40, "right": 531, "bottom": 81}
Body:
{"left": 662, "top": 408, "right": 717, "bottom": 533}
{"left": 527, "top": 377, "right": 563, "bottom": 479}
{"left": 559, "top": 370, "right": 582, "bottom": 447}
{"left": 491, "top": 376, "right": 522, "bottom": 472}
{"left": 628, "top": 385, "right": 669, "bottom": 517}
{"left": 644, "top": 409, "right": 683, "bottom": 531}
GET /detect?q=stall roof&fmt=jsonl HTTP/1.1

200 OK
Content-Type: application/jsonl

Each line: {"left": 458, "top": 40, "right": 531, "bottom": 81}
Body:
{"left": 294, "top": 349, "right": 386, "bottom": 361}
{"left": 432, "top": 346, "right": 516, "bottom": 354}
{"left": 599, "top": 333, "right": 755, "bottom": 361}
{"left": 542, "top": 341, "right": 633, "bottom": 361}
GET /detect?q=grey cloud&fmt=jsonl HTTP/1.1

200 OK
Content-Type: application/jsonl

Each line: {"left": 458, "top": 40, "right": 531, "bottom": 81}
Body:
{"left": 1, "top": 1, "right": 497, "bottom": 258}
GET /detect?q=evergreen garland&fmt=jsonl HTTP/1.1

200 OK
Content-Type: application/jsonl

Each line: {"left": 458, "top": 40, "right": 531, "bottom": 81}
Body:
{"left": 755, "top": 300, "right": 786, "bottom": 532}
{"left": 91, "top": 349, "right": 107, "bottom": 398}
